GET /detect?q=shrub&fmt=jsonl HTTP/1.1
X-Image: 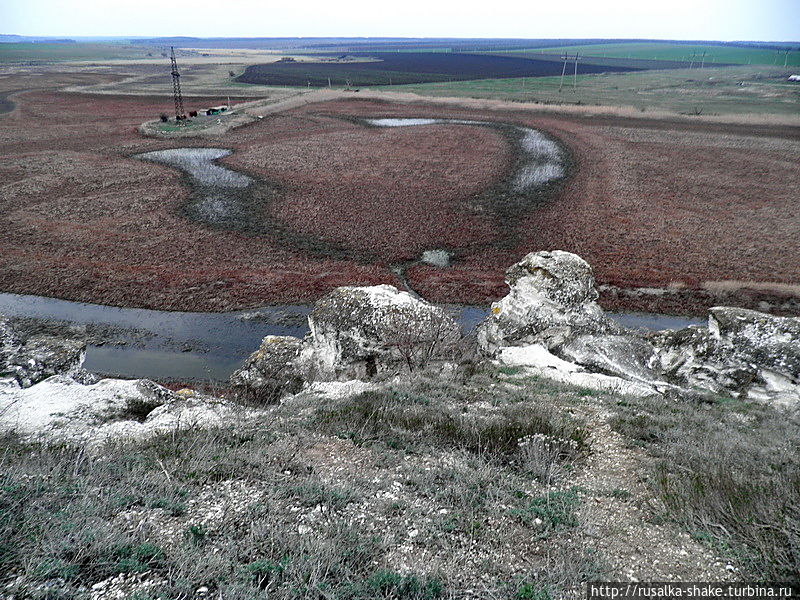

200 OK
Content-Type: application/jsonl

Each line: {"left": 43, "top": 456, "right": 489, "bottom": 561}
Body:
{"left": 313, "top": 381, "right": 587, "bottom": 470}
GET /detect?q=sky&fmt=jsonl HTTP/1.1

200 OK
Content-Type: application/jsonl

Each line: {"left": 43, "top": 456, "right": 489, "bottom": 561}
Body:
{"left": 2, "top": 0, "right": 799, "bottom": 41}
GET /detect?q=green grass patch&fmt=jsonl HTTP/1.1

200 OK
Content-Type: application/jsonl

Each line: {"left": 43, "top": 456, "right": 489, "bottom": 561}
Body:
{"left": 498, "top": 42, "right": 800, "bottom": 67}
{"left": 377, "top": 65, "right": 800, "bottom": 116}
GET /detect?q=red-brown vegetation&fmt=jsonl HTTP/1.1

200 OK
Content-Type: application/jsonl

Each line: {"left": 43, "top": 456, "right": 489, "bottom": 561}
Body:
{"left": 1, "top": 87, "right": 798, "bottom": 314}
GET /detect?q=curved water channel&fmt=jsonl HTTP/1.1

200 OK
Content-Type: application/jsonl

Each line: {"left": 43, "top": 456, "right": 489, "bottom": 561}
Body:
{"left": 133, "top": 117, "right": 567, "bottom": 243}
{"left": 0, "top": 89, "right": 21, "bottom": 115}
{"left": 2, "top": 118, "right": 704, "bottom": 382}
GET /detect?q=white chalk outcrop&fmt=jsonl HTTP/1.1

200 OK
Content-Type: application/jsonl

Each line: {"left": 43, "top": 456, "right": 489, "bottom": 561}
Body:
{"left": 0, "top": 374, "right": 254, "bottom": 444}
{"left": 295, "top": 284, "right": 460, "bottom": 381}
{"left": 231, "top": 285, "right": 461, "bottom": 400}
{"left": 0, "top": 314, "right": 259, "bottom": 443}
{"left": 479, "top": 250, "right": 800, "bottom": 403}
{"left": 478, "top": 250, "right": 621, "bottom": 355}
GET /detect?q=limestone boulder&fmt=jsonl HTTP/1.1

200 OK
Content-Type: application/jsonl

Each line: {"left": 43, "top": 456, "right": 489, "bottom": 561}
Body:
{"left": 478, "top": 250, "right": 620, "bottom": 355}
{"left": 649, "top": 309, "right": 800, "bottom": 402}
{"left": 230, "top": 335, "right": 304, "bottom": 402}
{"left": 0, "top": 316, "right": 86, "bottom": 388}
{"left": 560, "top": 333, "right": 662, "bottom": 384}
{"left": 296, "top": 285, "right": 460, "bottom": 381}
{"left": 478, "top": 251, "right": 800, "bottom": 405}
{"left": 709, "top": 307, "right": 800, "bottom": 381}
{"left": 0, "top": 375, "right": 173, "bottom": 439}
{"left": 0, "top": 375, "right": 256, "bottom": 443}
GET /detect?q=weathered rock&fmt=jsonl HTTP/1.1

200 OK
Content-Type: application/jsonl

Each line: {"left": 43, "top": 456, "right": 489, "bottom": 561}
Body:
{"left": 230, "top": 335, "right": 304, "bottom": 402}
{"left": 0, "top": 375, "right": 172, "bottom": 439}
{"left": 709, "top": 307, "right": 800, "bottom": 381}
{"left": 479, "top": 251, "right": 800, "bottom": 404}
{"left": 0, "top": 316, "right": 87, "bottom": 388}
{"left": 478, "top": 250, "right": 620, "bottom": 356}
{"left": 649, "top": 308, "right": 800, "bottom": 402}
{"left": 497, "top": 344, "right": 660, "bottom": 397}
{"left": 0, "top": 375, "right": 254, "bottom": 443}
{"left": 296, "top": 285, "right": 460, "bottom": 381}
{"left": 649, "top": 325, "right": 753, "bottom": 395}
{"left": 560, "top": 334, "right": 662, "bottom": 384}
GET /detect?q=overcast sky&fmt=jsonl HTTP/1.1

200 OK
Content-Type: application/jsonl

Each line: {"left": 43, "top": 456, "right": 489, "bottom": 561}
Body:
{"left": 2, "top": 0, "right": 798, "bottom": 41}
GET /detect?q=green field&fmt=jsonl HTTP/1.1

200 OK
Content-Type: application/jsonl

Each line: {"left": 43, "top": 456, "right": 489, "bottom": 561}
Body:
{"left": 376, "top": 65, "right": 800, "bottom": 117}
{"left": 0, "top": 43, "right": 153, "bottom": 63}
{"left": 496, "top": 42, "right": 800, "bottom": 67}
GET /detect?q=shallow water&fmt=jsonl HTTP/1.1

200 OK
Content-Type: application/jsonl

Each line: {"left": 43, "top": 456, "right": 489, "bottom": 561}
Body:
{"left": 365, "top": 118, "right": 565, "bottom": 192}
{"left": 0, "top": 293, "right": 704, "bottom": 382}
{"left": 136, "top": 148, "right": 252, "bottom": 188}
{"left": 134, "top": 147, "right": 255, "bottom": 230}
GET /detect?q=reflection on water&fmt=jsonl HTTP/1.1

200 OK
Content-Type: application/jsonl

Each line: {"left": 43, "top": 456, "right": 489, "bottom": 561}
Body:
{"left": 134, "top": 147, "right": 254, "bottom": 229}
{"left": 136, "top": 148, "right": 252, "bottom": 187}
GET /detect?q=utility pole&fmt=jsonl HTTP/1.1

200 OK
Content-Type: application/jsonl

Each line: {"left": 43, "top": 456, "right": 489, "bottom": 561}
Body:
{"left": 573, "top": 53, "right": 580, "bottom": 89}
{"left": 688, "top": 53, "right": 695, "bottom": 69}
{"left": 170, "top": 46, "right": 185, "bottom": 121}
{"left": 559, "top": 54, "right": 569, "bottom": 92}
{"left": 785, "top": 51, "right": 790, "bottom": 67}
{"left": 700, "top": 50, "right": 706, "bottom": 69}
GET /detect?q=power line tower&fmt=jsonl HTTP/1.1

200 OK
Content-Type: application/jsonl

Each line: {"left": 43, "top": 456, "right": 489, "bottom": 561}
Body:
{"left": 170, "top": 46, "right": 186, "bottom": 121}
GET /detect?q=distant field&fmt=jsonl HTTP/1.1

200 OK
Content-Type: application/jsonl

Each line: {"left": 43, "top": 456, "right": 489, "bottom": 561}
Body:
{"left": 377, "top": 65, "right": 800, "bottom": 117}
{"left": 499, "top": 42, "right": 800, "bottom": 67}
{"left": 236, "top": 52, "right": 645, "bottom": 87}
{"left": 0, "top": 42, "right": 153, "bottom": 62}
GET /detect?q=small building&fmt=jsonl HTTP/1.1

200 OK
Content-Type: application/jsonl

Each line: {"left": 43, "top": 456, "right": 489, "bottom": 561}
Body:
{"left": 788, "top": 74, "right": 800, "bottom": 82}
{"left": 205, "top": 105, "right": 229, "bottom": 116}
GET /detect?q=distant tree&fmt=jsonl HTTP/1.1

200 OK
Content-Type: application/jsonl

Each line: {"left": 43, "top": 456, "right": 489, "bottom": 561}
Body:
{"left": 159, "top": 114, "right": 169, "bottom": 122}
{"left": 229, "top": 70, "right": 236, "bottom": 77}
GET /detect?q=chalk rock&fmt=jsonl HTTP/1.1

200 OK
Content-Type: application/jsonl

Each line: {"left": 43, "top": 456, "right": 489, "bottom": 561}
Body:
{"left": 651, "top": 308, "right": 800, "bottom": 402}
{"left": 0, "top": 316, "right": 86, "bottom": 388}
{"left": 478, "top": 251, "right": 800, "bottom": 404}
{"left": 478, "top": 250, "right": 620, "bottom": 355}
{"left": 709, "top": 307, "right": 800, "bottom": 380}
{"left": 230, "top": 335, "right": 304, "bottom": 402}
{"left": 498, "top": 344, "right": 659, "bottom": 397}
{"left": 0, "top": 375, "right": 255, "bottom": 443}
{"left": 296, "top": 285, "right": 459, "bottom": 381}
{"left": 560, "top": 334, "right": 662, "bottom": 384}
{"left": 0, "top": 375, "right": 173, "bottom": 439}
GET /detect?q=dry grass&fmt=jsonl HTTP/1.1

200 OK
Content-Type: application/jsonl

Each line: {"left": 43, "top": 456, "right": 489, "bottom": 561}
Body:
{"left": 0, "top": 370, "right": 605, "bottom": 599}
{"left": 609, "top": 393, "right": 800, "bottom": 580}
{"left": 1, "top": 81, "right": 798, "bottom": 314}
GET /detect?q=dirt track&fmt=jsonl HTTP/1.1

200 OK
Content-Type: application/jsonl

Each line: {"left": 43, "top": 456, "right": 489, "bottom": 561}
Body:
{"left": 1, "top": 80, "right": 798, "bottom": 314}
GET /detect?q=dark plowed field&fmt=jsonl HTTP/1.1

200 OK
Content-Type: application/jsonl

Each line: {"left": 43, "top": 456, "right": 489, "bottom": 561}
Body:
{"left": 236, "top": 52, "right": 646, "bottom": 87}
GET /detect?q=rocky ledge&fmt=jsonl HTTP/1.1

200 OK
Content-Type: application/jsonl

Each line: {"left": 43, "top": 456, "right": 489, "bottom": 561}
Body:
{"left": 476, "top": 251, "right": 799, "bottom": 404}
{"left": 2, "top": 250, "right": 798, "bottom": 443}
{"left": 235, "top": 251, "right": 800, "bottom": 405}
